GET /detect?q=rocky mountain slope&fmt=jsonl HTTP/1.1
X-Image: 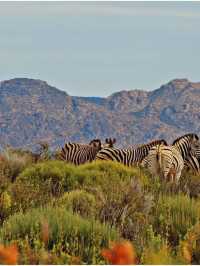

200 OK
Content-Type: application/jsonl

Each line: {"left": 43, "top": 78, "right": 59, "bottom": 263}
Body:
{"left": 0, "top": 78, "right": 200, "bottom": 150}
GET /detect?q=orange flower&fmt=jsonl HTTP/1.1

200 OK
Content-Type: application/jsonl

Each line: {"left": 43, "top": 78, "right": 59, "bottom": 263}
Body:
{"left": 0, "top": 244, "right": 18, "bottom": 265}
{"left": 101, "top": 241, "right": 137, "bottom": 265}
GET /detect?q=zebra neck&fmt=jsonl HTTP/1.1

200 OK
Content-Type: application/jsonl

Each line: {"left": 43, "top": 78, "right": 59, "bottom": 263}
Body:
{"left": 174, "top": 143, "right": 189, "bottom": 160}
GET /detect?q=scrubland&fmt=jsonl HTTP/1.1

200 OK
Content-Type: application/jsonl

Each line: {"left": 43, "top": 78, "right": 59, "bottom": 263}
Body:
{"left": 0, "top": 148, "right": 200, "bottom": 264}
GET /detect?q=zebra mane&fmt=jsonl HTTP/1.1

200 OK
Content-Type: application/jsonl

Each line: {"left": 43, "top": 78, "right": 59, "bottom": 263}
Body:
{"left": 89, "top": 139, "right": 101, "bottom": 145}
{"left": 172, "top": 133, "right": 199, "bottom": 145}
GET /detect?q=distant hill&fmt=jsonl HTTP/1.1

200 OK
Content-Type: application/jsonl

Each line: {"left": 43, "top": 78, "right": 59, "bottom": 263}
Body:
{"left": 0, "top": 77, "right": 200, "bottom": 150}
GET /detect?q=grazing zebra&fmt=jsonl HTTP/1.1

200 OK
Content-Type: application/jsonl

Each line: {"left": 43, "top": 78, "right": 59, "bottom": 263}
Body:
{"left": 60, "top": 138, "right": 116, "bottom": 165}
{"left": 95, "top": 139, "right": 167, "bottom": 166}
{"left": 142, "top": 133, "right": 200, "bottom": 182}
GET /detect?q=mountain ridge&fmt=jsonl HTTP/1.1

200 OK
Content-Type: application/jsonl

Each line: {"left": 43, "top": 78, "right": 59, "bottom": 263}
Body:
{"left": 0, "top": 77, "right": 199, "bottom": 150}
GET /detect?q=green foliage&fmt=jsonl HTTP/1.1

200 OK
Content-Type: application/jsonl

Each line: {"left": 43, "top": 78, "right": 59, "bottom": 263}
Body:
{"left": 141, "top": 225, "right": 185, "bottom": 264}
{"left": 153, "top": 193, "right": 200, "bottom": 246}
{"left": 0, "top": 191, "right": 12, "bottom": 223}
{"left": 57, "top": 189, "right": 97, "bottom": 218}
{"left": 1, "top": 154, "right": 200, "bottom": 264}
{"left": 0, "top": 206, "right": 119, "bottom": 264}
{"left": 10, "top": 161, "right": 79, "bottom": 212}
{"left": 76, "top": 161, "right": 150, "bottom": 188}
{"left": 17, "top": 160, "right": 78, "bottom": 192}
{"left": 73, "top": 162, "right": 154, "bottom": 248}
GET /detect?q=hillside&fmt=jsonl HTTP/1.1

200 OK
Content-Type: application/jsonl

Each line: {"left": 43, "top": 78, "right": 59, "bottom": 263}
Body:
{"left": 0, "top": 78, "right": 200, "bottom": 150}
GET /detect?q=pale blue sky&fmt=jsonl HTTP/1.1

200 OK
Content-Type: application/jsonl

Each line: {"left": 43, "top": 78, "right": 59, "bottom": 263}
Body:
{"left": 0, "top": 2, "right": 200, "bottom": 96}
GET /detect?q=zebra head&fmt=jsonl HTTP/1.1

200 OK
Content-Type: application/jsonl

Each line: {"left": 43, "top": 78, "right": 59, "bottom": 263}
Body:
{"left": 89, "top": 139, "right": 102, "bottom": 151}
{"left": 160, "top": 139, "right": 168, "bottom": 146}
{"left": 189, "top": 134, "right": 200, "bottom": 158}
{"left": 173, "top": 133, "right": 200, "bottom": 159}
{"left": 102, "top": 138, "right": 116, "bottom": 148}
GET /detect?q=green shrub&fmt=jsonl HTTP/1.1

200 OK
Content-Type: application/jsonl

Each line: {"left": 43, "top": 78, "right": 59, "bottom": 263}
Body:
{"left": 10, "top": 161, "right": 80, "bottom": 212}
{"left": 153, "top": 193, "right": 200, "bottom": 246}
{"left": 11, "top": 160, "right": 151, "bottom": 214}
{"left": 0, "top": 206, "right": 119, "bottom": 264}
{"left": 75, "top": 161, "right": 150, "bottom": 188}
{"left": 73, "top": 162, "right": 154, "bottom": 248}
{"left": 17, "top": 160, "right": 78, "bottom": 193}
{"left": 57, "top": 189, "right": 97, "bottom": 218}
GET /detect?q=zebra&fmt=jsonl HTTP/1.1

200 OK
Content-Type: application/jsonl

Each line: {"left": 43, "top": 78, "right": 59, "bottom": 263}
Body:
{"left": 141, "top": 133, "right": 200, "bottom": 183}
{"left": 95, "top": 139, "right": 168, "bottom": 166}
{"left": 60, "top": 138, "right": 116, "bottom": 165}
{"left": 184, "top": 151, "right": 200, "bottom": 174}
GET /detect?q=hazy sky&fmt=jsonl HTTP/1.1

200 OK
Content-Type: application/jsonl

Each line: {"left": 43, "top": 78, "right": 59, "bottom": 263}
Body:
{"left": 0, "top": 2, "right": 200, "bottom": 96}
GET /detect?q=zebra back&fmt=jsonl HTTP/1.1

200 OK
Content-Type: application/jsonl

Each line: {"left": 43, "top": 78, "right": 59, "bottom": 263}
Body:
{"left": 60, "top": 138, "right": 116, "bottom": 165}
{"left": 96, "top": 139, "right": 168, "bottom": 166}
{"left": 60, "top": 139, "right": 102, "bottom": 165}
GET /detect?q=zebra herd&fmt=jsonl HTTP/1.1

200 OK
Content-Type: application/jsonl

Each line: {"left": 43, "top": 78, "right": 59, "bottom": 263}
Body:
{"left": 60, "top": 133, "right": 200, "bottom": 183}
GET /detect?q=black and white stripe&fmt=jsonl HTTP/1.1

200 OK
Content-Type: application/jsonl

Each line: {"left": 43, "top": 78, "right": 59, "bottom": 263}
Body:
{"left": 142, "top": 133, "right": 200, "bottom": 182}
{"left": 95, "top": 139, "right": 167, "bottom": 166}
{"left": 184, "top": 153, "right": 200, "bottom": 173}
{"left": 60, "top": 138, "right": 116, "bottom": 165}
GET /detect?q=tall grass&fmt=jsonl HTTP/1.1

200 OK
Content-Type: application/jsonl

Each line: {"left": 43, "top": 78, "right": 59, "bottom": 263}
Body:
{"left": 0, "top": 148, "right": 32, "bottom": 182}
{"left": 153, "top": 193, "right": 200, "bottom": 246}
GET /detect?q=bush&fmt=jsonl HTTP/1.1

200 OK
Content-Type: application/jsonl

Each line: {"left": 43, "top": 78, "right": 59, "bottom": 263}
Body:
{"left": 57, "top": 190, "right": 97, "bottom": 218}
{"left": 0, "top": 206, "right": 119, "bottom": 264}
{"left": 75, "top": 161, "right": 150, "bottom": 188}
{"left": 153, "top": 193, "right": 200, "bottom": 246}
{"left": 74, "top": 162, "right": 154, "bottom": 248}
{"left": 0, "top": 148, "right": 32, "bottom": 182}
{"left": 11, "top": 160, "right": 152, "bottom": 214}
{"left": 10, "top": 161, "right": 80, "bottom": 212}
{"left": 17, "top": 160, "right": 78, "bottom": 193}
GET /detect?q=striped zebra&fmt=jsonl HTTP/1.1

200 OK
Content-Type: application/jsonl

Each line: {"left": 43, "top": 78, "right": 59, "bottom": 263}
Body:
{"left": 184, "top": 151, "right": 200, "bottom": 174}
{"left": 141, "top": 133, "right": 200, "bottom": 182}
{"left": 95, "top": 139, "right": 167, "bottom": 166}
{"left": 60, "top": 138, "right": 116, "bottom": 165}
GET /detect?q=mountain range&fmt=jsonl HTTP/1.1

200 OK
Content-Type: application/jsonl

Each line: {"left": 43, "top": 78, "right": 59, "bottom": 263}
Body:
{"left": 0, "top": 78, "right": 200, "bottom": 150}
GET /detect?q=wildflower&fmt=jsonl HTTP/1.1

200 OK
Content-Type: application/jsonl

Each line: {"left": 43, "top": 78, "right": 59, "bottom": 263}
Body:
{"left": 0, "top": 244, "right": 18, "bottom": 265}
{"left": 101, "top": 241, "right": 137, "bottom": 265}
